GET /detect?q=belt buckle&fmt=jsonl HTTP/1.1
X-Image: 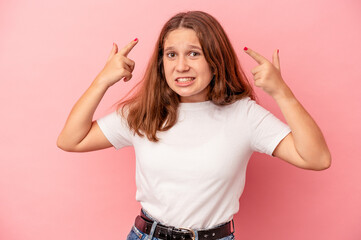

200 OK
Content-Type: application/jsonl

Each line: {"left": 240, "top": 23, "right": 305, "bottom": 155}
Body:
{"left": 179, "top": 227, "right": 195, "bottom": 240}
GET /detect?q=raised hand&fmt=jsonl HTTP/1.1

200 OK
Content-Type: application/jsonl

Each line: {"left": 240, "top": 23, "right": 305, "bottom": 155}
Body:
{"left": 96, "top": 38, "right": 138, "bottom": 87}
{"left": 244, "top": 47, "right": 291, "bottom": 100}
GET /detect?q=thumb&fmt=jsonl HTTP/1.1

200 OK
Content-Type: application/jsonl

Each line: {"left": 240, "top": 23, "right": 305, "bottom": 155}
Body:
{"left": 107, "top": 43, "right": 118, "bottom": 62}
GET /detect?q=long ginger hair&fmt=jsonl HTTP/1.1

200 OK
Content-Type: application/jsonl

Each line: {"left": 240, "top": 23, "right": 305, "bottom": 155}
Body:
{"left": 118, "top": 11, "right": 255, "bottom": 142}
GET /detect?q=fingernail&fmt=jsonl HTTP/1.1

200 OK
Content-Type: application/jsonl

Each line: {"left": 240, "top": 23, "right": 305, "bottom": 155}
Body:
{"left": 244, "top": 47, "right": 248, "bottom": 51}
{"left": 277, "top": 49, "right": 279, "bottom": 54}
{"left": 134, "top": 38, "right": 138, "bottom": 41}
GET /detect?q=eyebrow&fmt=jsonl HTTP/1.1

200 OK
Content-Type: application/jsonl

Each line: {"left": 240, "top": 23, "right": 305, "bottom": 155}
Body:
{"left": 164, "top": 45, "right": 203, "bottom": 52}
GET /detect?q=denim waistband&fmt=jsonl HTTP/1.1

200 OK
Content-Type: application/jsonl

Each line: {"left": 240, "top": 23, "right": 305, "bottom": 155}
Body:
{"left": 140, "top": 208, "right": 234, "bottom": 231}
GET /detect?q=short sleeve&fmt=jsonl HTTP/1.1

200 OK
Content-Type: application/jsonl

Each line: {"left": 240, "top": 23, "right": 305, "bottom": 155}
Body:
{"left": 246, "top": 99, "right": 291, "bottom": 156}
{"left": 96, "top": 110, "right": 133, "bottom": 150}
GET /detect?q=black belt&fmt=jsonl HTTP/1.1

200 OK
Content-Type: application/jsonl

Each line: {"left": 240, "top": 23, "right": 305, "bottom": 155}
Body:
{"left": 134, "top": 210, "right": 234, "bottom": 240}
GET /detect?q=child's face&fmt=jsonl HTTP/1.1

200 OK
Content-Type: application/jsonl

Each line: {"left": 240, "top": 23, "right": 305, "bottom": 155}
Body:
{"left": 163, "top": 28, "right": 213, "bottom": 103}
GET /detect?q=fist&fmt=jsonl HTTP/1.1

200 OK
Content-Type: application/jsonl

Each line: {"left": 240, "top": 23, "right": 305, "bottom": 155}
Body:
{"left": 244, "top": 47, "right": 291, "bottom": 99}
{"left": 96, "top": 39, "right": 138, "bottom": 87}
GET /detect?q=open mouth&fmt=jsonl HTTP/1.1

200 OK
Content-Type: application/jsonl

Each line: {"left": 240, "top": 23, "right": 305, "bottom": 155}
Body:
{"left": 175, "top": 77, "right": 195, "bottom": 86}
{"left": 175, "top": 77, "right": 195, "bottom": 83}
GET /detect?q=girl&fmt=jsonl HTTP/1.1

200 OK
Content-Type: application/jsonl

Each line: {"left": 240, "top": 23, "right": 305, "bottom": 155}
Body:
{"left": 57, "top": 11, "right": 331, "bottom": 240}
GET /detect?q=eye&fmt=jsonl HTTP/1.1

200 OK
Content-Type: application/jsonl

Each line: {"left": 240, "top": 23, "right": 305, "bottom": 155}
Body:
{"left": 166, "top": 52, "right": 176, "bottom": 58}
{"left": 189, "top": 51, "right": 200, "bottom": 57}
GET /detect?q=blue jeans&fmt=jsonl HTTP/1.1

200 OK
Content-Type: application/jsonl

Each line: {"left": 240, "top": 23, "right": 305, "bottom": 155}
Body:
{"left": 126, "top": 209, "right": 235, "bottom": 240}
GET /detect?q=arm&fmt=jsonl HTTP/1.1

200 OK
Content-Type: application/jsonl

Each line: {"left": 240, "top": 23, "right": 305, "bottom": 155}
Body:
{"left": 244, "top": 47, "right": 331, "bottom": 170}
{"left": 57, "top": 39, "right": 138, "bottom": 152}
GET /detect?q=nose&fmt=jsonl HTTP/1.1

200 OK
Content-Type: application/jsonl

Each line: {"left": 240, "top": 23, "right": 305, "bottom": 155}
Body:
{"left": 175, "top": 56, "right": 190, "bottom": 72}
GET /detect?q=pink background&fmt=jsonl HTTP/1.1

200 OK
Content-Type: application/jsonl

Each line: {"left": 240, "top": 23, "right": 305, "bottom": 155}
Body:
{"left": 1, "top": 0, "right": 360, "bottom": 239}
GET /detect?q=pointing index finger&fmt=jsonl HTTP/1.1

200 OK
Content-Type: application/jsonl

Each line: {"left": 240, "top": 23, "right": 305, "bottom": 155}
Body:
{"left": 244, "top": 47, "right": 268, "bottom": 65}
{"left": 119, "top": 38, "right": 138, "bottom": 57}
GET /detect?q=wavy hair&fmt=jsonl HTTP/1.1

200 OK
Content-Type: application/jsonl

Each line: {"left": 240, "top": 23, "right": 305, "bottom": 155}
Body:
{"left": 117, "top": 11, "right": 255, "bottom": 142}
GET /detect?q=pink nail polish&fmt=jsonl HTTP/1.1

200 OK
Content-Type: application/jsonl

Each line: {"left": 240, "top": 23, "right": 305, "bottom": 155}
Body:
{"left": 244, "top": 47, "right": 248, "bottom": 51}
{"left": 277, "top": 49, "right": 279, "bottom": 53}
{"left": 134, "top": 38, "right": 138, "bottom": 41}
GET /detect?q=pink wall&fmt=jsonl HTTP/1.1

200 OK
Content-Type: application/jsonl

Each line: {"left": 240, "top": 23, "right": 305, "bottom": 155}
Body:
{"left": 0, "top": 0, "right": 360, "bottom": 239}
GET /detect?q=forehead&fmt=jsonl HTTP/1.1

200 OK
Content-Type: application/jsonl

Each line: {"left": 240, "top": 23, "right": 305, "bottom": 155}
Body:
{"left": 164, "top": 28, "right": 201, "bottom": 49}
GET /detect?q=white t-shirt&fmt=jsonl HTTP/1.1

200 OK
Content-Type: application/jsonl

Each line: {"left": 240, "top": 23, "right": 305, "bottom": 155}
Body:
{"left": 97, "top": 97, "right": 291, "bottom": 229}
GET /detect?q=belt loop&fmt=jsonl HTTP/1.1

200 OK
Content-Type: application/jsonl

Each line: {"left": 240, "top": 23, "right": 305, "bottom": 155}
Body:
{"left": 147, "top": 220, "right": 159, "bottom": 240}
{"left": 194, "top": 230, "right": 199, "bottom": 240}
{"left": 167, "top": 226, "right": 174, "bottom": 240}
{"left": 231, "top": 219, "right": 235, "bottom": 234}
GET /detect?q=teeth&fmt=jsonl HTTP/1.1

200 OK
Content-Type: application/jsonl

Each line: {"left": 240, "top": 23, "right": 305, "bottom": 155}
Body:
{"left": 177, "top": 77, "right": 194, "bottom": 82}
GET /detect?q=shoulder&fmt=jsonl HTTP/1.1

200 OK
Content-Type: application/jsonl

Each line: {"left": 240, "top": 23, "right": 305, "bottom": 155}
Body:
{"left": 206, "top": 97, "right": 261, "bottom": 125}
{"left": 222, "top": 97, "right": 257, "bottom": 108}
{"left": 97, "top": 107, "right": 129, "bottom": 129}
{"left": 223, "top": 97, "right": 262, "bottom": 115}
{"left": 234, "top": 97, "right": 269, "bottom": 114}
{"left": 221, "top": 97, "right": 277, "bottom": 128}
